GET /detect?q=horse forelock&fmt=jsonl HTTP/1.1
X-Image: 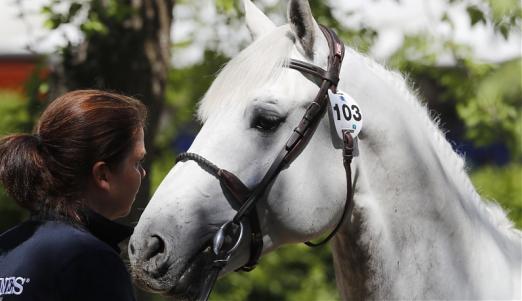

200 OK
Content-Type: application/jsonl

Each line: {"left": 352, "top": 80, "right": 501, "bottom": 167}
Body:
{"left": 197, "top": 25, "right": 295, "bottom": 122}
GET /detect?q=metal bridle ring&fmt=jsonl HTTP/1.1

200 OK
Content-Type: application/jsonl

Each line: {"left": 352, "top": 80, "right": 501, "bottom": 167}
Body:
{"left": 212, "top": 221, "right": 244, "bottom": 256}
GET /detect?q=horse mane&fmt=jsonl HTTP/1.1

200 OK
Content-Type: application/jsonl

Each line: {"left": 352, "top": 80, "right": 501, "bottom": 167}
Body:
{"left": 197, "top": 25, "right": 294, "bottom": 122}
{"left": 346, "top": 47, "right": 521, "bottom": 243}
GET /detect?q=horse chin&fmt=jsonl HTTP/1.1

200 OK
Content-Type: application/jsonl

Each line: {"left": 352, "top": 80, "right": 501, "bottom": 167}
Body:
{"left": 132, "top": 248, "right": 214, "bottom": 301}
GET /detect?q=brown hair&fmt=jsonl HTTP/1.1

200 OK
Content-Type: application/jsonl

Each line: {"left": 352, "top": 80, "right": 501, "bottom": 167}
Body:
{"left": 0, "top": 90, "right": 147, "bottom": 221}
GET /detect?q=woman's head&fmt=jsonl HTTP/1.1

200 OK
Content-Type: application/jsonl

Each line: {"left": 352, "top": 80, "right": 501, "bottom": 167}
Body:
{"left": 0, "top": 90, "right": 147, "bottom": 221}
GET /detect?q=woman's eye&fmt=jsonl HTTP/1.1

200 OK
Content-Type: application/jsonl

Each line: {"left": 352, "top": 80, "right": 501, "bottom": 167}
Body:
{"left": 251, "top": 115, "right": 284, "bottom": 133}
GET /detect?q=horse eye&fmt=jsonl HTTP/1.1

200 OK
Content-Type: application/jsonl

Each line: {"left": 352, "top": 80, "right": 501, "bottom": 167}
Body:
{"left": 251, "top": 114, "right": 284, "bottom": 133}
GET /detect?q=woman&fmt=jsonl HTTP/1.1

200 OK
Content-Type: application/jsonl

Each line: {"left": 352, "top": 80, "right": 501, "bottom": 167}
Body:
{"left": 0, "top": 90, "right": 147, "bottom": 301}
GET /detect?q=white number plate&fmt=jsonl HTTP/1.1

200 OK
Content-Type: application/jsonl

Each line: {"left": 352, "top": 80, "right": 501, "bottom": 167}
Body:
{"left": 328, "top": 90, "right": 363, "bottom": 140}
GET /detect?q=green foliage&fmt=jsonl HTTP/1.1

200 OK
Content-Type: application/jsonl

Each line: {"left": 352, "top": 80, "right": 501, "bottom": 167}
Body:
{"left": 471, "top": 164, "right": 522, "bottom": 228}
{"left": 467, "top": 5, "right": 487, "bottom": 26}
{"left": 24, "top": 61, "right": 51, "bottom": 129}
{"left": 448, "top": 0, "right": 521, "bottom": 39}
{"left": 0, "top": 91, "right": 30, "bottom": 232}
{"left": 216, "top": 0, "right": 237, "bottom": 13}
{"left": 485, "top": 0, "right": 522, "bottom": 39}
{"left": 42, "top": 0, "right": 135, "bottom": 36}
{"left": 457, "top": 58, "right": 522, "bottom": 159}
{"left": 212, "top": 244, "right": 339, "bottom": 301}
{"left": 389, "top": 56, "right": 521, "bottom": 161}
{"left": 0, "top": 91, "right": 29, "bottom": 136}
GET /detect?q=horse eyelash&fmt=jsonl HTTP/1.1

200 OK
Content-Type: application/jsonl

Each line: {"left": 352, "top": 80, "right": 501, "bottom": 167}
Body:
{"left": 251, "top": 114, "right": 285, "bottom": 132}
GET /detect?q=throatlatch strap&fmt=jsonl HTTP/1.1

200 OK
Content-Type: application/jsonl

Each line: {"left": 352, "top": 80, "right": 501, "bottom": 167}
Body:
{"left": 304, "top": 130, "right": 353, "bottom": 247}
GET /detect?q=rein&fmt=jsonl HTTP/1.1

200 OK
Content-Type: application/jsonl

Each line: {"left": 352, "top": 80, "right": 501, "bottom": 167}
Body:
{"left": 176, "top": 25, "right": 353, "bottom": 301}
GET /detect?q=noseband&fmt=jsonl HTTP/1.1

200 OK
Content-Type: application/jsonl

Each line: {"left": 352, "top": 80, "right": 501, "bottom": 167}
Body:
{"left": 176, "top": 25, "right": 354, "bottom": 301}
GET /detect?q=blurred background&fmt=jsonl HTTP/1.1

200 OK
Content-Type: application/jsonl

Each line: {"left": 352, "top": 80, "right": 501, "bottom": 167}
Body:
{"left": 0, "top": 0, "right": 520, "bottom": 300}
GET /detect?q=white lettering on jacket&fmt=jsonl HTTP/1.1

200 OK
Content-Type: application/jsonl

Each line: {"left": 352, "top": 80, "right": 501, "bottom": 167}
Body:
{"left": 0, "top": 277, "right": 29, "bottom": 296}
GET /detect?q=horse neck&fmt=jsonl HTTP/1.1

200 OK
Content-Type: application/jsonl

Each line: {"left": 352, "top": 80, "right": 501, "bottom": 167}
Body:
{"left": 329, "top": 48, "right": 521, "bottom": 300}
{"left": 338, "top": 48, "right": 473, "bottom": 229}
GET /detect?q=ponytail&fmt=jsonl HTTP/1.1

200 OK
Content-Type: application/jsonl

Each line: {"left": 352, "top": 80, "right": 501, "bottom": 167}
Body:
{"left": 0, "top": 134, "right": 51, "bottom": 211}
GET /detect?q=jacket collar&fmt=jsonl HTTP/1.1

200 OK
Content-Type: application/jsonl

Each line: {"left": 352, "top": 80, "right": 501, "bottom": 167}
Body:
{"left": 30, "top": 208, "right": 134, "bottom": 253}
{"left": 82, "top": 209, "right": 134, "bottom": 253}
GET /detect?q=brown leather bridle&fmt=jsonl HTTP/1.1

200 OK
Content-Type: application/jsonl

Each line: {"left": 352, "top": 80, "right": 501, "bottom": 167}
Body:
{"left": 176, "top": 25, "right": 354, "bottom": 301}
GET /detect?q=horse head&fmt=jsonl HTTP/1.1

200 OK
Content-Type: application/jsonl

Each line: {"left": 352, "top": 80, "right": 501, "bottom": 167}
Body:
{"left": 129, "top": 0, "right": 350, "bottom": 298}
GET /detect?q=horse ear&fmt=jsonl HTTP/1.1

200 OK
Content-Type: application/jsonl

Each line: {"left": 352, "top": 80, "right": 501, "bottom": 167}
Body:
{"left": 243, "top": 0, "right": 276, "bottom": 40}
{"left": 287, "top": 0, "right": 325, "bottom": 60}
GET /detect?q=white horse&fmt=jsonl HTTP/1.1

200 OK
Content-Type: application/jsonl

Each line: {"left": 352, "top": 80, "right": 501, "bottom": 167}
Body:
{"left": 129, "top": 0, "right": 522, "bottom": 299}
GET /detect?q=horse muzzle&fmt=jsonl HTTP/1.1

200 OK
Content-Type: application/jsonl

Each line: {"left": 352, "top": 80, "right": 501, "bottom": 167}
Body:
{"left": 128, "top": 232, "right": 209, "bottom": 298}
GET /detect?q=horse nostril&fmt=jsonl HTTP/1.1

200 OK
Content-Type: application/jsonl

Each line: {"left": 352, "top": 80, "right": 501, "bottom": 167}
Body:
{"left": 145, "top": 235, "right": 166, "bottom": 261}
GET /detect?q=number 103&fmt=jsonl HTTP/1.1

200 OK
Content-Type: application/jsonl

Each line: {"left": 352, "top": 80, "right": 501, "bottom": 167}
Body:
{"left": 333, "top": 103, "right": 362, "bottom": 122}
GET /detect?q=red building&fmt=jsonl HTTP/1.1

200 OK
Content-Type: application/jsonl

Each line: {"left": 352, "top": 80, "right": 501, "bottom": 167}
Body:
{"left": 0, "top": 54, "right": 47, "bottom": 93}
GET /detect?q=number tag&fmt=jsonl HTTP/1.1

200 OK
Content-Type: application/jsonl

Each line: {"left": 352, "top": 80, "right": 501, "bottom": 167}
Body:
{"left": 327, "top": 90, "right": 363, "bottom": 140}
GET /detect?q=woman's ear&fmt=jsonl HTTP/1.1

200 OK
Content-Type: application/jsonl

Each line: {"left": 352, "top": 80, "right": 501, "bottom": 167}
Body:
{"left": 91, "top": 161, "right": 111, "bottom": 192}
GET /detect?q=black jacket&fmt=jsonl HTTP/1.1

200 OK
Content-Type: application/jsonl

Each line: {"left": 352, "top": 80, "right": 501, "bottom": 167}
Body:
{"left": 0, "top": 210, "right": 136, "bottom": 301}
